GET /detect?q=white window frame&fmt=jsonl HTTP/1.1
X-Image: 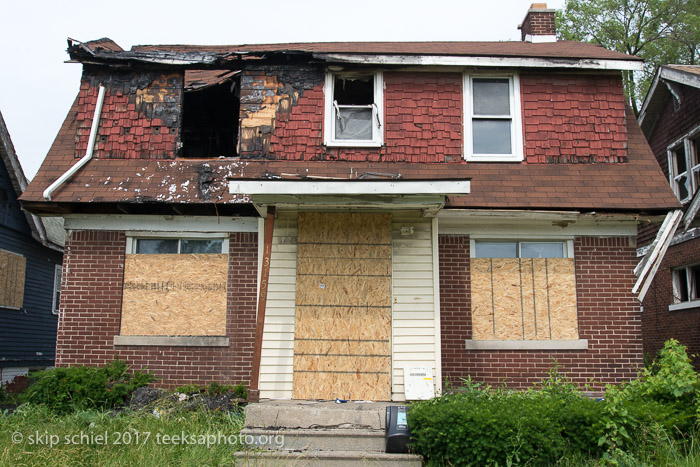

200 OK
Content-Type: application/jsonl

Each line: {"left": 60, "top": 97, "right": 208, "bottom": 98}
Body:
{"left": 125, "top": 232, "right": 229, "bottom": 254}
{"left": 52, "top": 264, "right": 62, "bottom": 315}
{"left": 463, "top": 73, "right": 523, "bottom": 162}
{"left": 324, "top": 71, "right": 383, "bottom": 147}
{"left": 670, "top": 263, "right": 700, "bottom": 311}
{"left": 667, "top": 125, "right": 700, "bottom": 204}
{"left": 470, "top": 239, "right": 574, "bottom": 259}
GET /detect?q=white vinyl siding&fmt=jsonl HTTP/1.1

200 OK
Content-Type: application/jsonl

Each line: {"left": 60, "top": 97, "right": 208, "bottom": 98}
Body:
{"left": 391, "top": 213, "right": 439, "bottom": 401}
{"left": 259, "top": 212, "right": 297, "bottom": 399}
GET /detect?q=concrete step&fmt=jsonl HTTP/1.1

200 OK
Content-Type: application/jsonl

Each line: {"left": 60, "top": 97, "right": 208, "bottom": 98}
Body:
{"left": 233, "top": 450, "right": 423, "bottom": 466}
{"left": 240, "top": 428, "right": 385, "bottom": 452}
{"left": 244, "top": 400, "right": 391, "bottom": 430}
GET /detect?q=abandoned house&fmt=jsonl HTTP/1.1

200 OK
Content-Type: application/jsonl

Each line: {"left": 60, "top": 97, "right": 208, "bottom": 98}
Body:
{"left": 20, "top": 4, "right": 681, "bottom": 401}
{"left": 0, "top": 110, "right": 64, "bottom": 387}
{"left": 637, "top": 65, "right": 700, "bottom": 367}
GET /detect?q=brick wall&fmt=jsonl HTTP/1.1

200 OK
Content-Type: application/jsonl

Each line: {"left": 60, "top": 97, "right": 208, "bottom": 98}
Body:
{"left": 520, "top": 74, "right": 628, "bottom": 163}
{"left": 56, "top": 230, "right": 258, "bottom": 388}
{"left": 520, "top": 9, "right": 556, "bottom": 40}
{"left": 646, "top": 85, "right": 700, "bottom": 177}
{"left": 641, "top": 237, "right": 700, "bottom": 367}
{"left": 76, "top": 68, "right": 182, "bottom": 160}
{"left": 439, "top": 235, "right": 642, "bottom": 392}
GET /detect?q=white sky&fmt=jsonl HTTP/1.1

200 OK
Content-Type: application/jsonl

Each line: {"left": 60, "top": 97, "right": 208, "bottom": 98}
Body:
{"left": 0, "top": 0, "right": 565, "bottom": 180}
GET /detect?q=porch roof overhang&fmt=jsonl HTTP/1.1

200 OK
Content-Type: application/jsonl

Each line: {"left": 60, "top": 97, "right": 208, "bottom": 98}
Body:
{"left": 228, "top": 179, "right": 471, "bottom": 217}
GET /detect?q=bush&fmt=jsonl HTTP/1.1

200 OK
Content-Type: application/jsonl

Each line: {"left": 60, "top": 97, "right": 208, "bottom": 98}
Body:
{"left": 173, "top": 382, "right": 247, "bottom": 400}
{"left": 409, "top": 389, "right": 605, "bottom": 465}
{"left": 23, "top": 359, "right": 154, "bottom": 414}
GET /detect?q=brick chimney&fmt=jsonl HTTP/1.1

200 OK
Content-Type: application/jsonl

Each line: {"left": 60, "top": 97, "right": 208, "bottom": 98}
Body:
{"left": 518, "top": 3, "right": 557, "bottom": 43}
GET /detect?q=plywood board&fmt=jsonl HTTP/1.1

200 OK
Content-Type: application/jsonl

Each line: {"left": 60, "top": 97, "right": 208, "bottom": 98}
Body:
{"left": 121, "top": 254, "right": 227, "bottom": 336}
{"left": 548, "top": 258, "right": 579, "bottom": 340}
{"left": 0, "top": 250, "right": 25, "bottom": 309}
{"left": 471, "top": 257, "right": 578, "bottom": 342}
{"left": 298, "top": 213, "right": 392, "bottom": 245}
{"left": 294, "top": 212, "right": 392, "bottom": 401}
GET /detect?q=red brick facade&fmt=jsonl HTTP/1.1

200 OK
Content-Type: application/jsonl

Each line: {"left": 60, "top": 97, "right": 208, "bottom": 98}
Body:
{"left": 56, "top": 230, "right": 257, "bottom": 388}
{"left": 642, "top": 238, "right": 700, "bottom": 367}
{"left": 439, "top": 235, "right": 642, "bottom": 392}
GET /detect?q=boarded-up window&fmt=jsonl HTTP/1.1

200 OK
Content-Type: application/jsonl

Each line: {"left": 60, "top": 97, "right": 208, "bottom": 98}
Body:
{"left": 471, "top": 241, "right": 578, "bottom": 340}
{"left": 121, "top": 237, "right": 228, "bottom": 336}
{"left": 0, "top": 250, "right": 26, "bottom": 309}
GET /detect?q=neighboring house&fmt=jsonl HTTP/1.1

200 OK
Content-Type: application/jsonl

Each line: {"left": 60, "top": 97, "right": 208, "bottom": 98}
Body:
{"left": 637, "top": 65, "right": 700, "bottom": 366}
{"left": 0, "top": 110, "right": 64, "bottom": 386}
{"left": 20, "top": 4, "right": 680, "bottom": 401}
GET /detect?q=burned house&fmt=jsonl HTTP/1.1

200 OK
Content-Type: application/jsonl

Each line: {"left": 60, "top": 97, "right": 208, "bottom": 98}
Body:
{"left": 21, "top": 4, "right": 679, "bottom": 401}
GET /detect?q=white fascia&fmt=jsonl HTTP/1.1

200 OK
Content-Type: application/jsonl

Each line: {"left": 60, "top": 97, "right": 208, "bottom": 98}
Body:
{"left": 229, "top": 180, "right": 470, "bottom": 196}
{"left": 314, "top": 54, "right": 643, "bottom": 72}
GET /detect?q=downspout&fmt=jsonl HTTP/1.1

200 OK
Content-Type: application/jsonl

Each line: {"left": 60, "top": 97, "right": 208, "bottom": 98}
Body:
{"left": 43, "top": 85, "right": 106, "bottom": 201}
{"left": 249, "top": 206, "right": 276, "bottom": 402}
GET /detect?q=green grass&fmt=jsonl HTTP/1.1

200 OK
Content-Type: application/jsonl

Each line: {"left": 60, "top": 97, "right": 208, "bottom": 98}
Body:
{"left": 0, "top": 404, "right": 245, "bottom": 466}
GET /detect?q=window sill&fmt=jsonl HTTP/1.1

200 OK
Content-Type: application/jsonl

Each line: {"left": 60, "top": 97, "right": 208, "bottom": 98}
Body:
{"left": 113, "top": 336, "right": 229, "bottom": 347}
{"left": 465, "top": 339, "right": 588, "bottom": 350}
{"left": 325, "top": 141, "right": 383, "bottom": 148}
{"left": 465, "top": 155, "right": 523, "bottom": 163}
{"left": 669, "top": 300, "right": 700, "bottom": 312}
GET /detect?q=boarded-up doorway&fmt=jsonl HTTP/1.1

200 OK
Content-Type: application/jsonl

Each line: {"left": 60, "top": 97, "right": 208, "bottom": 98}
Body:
{"left": 293, "top": 212, "right": 392, "bottom": 400}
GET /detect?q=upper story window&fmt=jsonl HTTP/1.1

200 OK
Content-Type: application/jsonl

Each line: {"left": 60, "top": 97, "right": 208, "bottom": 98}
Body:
{"left": 324, "top": 72, "right": 383, "bottom": 147}
{"left": 668, "top": 126, "right": 700, "bottom": 203}
{"left": 464, "top": 74, "right": 523, "bottom": 162}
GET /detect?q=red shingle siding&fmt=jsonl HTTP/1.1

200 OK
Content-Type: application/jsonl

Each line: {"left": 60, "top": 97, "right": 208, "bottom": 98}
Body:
{"left": 521, "top": 74, "right": 628, "bottom": 163}
{"left": 75, "top": 70, "right": 181, "bottom": 160}
{"left": 269, "top": 72, "right": 464, "bottom": 162}
{"left": 439, "top": 235, "right": 641, "bottom": 392}
{"left": 642, "top": 238, "right": 700, "bottom": 368}
{"left": 56, "top": 230, "right": 258, "bottom": 388}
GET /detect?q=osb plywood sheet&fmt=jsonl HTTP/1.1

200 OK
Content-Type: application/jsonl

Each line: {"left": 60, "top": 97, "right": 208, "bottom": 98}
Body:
{"left": 0, "top": 250, "right": 26, "bottom": 308}
{"left": 492, "top": 259, "right": 524, "bottom": 340}
{"left": 295, "top": 306, "right": 391, "bottom": 341}
{"left": 297, "top": 244, "right": 391, "bottom": 259}
{"left": 297, "top": 257, "right": 391, "bottom": 276}
{"left": 294, "top": 371, "right": 390, "bottom": 401}
{"left": 471, "top": 258, "right": 578, "bottom": 341}
{"left": 294, "top": 212, "right": 391, "bottom": 400}
{"left": 296, "top": 275, "right": 391, "bottom": 307}
{"left": 295, "top": 355, "right": 391, "bottom": 372}
{"left": 121, "top": 254, "right": 227, "bottom": 336}
{"left": 471, "top": 258, "right": 495, "bottom": 340}
{"left": 295, "top": 339, "right": 391, "bottom": 356}
{"left": 298, "top": 213, "right": 392, "bottom": 245}
{"left": 547, "top": 258, "right": 579, "bottom": 340}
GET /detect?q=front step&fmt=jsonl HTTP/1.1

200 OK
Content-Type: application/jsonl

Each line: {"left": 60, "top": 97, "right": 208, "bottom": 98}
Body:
{"left": 235, "top": 401, "right": 422, "bottom": 466}
{"left": 233, "top": 450, "right": 423, "bottom": 467}
{"left": 240, "top": 428, "right": 385, "bottom": 452}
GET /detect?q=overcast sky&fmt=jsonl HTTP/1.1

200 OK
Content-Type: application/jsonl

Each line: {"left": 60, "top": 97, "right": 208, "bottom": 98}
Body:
{"left": 0, "top": 0, "right": 566, "bottom": 181}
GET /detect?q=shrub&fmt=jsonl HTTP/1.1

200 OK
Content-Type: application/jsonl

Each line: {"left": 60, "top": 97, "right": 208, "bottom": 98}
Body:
{"left": 408, "top": 389, "right": 605, "bottom": 465}
{"left": 600, "top": 339, "right": 700, "bottom": 456}
{"left": 173, "top": 382, "right": 247, "bottom": 399}
{"left": 24, "top": 359, "right": 154, "bottom": 414}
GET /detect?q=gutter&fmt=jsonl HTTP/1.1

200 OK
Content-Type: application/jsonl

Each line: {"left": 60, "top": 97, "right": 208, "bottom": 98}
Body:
{"left": 43, "top": 85, "right": 106, "bottom": 201}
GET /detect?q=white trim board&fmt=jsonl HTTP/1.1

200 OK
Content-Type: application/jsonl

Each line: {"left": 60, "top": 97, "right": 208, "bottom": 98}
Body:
{"left": 313, "top": 53, "right": 643, "bottom": 71}
{"left": 64, "top": 215, "right": 258, "bottom": 232}
{"left": 229, "top": 180, "right": 470, "bottom": 196}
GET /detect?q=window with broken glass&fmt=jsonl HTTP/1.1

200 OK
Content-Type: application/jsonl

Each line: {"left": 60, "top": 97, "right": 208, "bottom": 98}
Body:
{"left": 464, "top": 75, "right": 523, "bottom": 162}
{"left": 129, "top": 237, "right": 226, "bottom": 254}
{"left": 324, "top": 72, "right": 383, "bottom": 147}
{"left": 668, "top": 127, "right": 700, "bottom": 203}
{"left": 672, "top": 263, "right": 700, "bottom": 305}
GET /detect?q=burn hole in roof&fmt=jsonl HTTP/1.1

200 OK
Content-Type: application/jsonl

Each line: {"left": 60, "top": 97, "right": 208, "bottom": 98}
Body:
{"left": 181, "top": 71, "right": 240, "bottom": 158}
